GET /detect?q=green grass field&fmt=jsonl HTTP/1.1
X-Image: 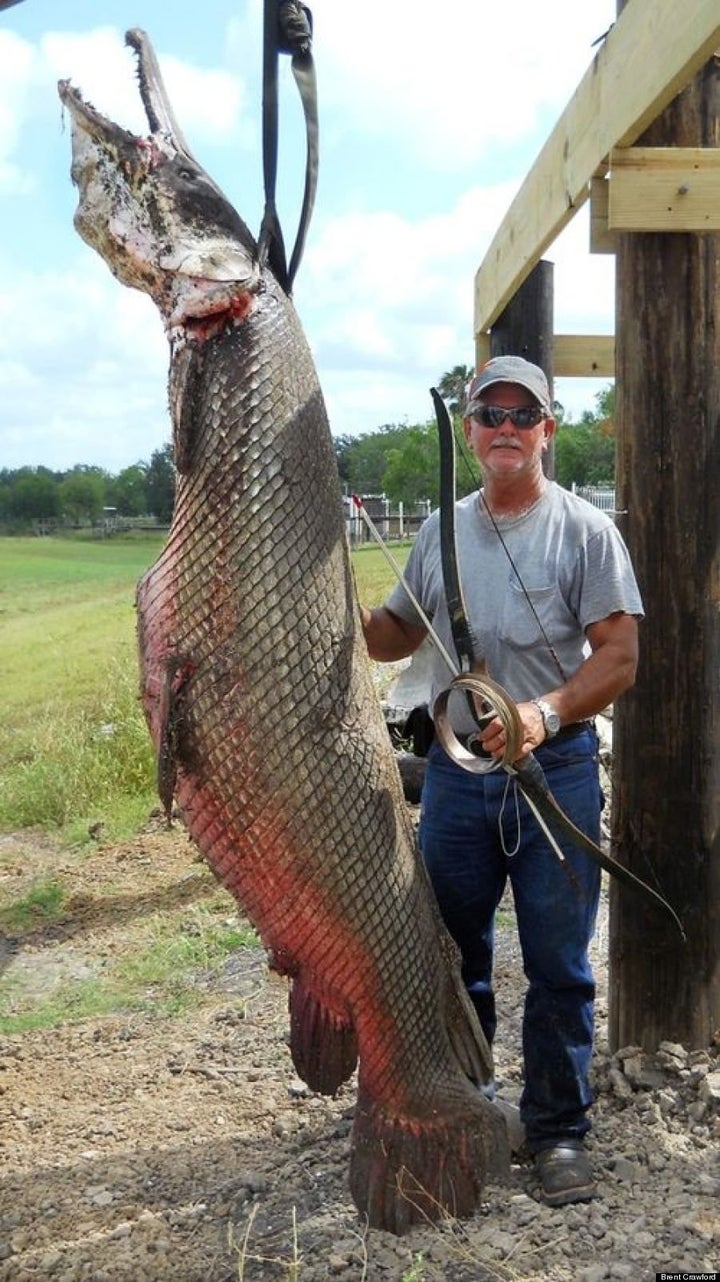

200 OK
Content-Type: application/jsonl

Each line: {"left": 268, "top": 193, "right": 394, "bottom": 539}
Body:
{"left": 0, "top": 533, "right": 407, "bottom": 839}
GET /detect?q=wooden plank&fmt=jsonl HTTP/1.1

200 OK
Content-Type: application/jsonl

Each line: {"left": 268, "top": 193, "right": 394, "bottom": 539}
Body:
{"left": 473, "top": 334, "right": 615, "bottom": 379}
{"left": 474, "top": 0, "right": 720, "bottom": 336}
{"left": 608, "top": 146, "right": 720, "bottom": 229}
{"left": 590, "top": 177, "right": 617, "bottom": 254}
{"left": 553, "top": 335, "right": 615, "bottom": 377}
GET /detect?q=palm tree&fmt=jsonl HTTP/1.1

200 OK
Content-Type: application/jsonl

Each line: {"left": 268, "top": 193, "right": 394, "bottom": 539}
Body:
{"left": 437, "top": 364, "right": 474, "bottom": 416}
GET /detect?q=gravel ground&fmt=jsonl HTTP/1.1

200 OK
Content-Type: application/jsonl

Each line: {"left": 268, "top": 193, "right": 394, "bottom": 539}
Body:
{"left": 1, "top": 809, "right": 719, "bottom": 1282}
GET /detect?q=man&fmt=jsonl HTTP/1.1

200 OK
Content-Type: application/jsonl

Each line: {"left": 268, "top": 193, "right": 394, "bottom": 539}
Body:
{"left": 361, "top": 355, "right": 643, "bottom": 1206}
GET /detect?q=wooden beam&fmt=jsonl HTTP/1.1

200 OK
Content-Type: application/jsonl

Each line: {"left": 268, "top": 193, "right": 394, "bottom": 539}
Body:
{"left": 608, "top": 146, "right": 720, "bottom": 230}
{"left": 474, "top": 0, "right": 720, "bottom": 336}
{"left": 610, "top": 57, "right": 720, "bottom": 1053}
{"left": 475, "top": 332, "right": 491, "bottom": 368}
{"left": 553, "top": 335, "right": 615, "bottom": 377}
{"left": 590, "top": 177, "right": 617, "bottom": 254}
{"left": 475, "top": 334, "right": 615, "bottom": 378}
{"left": 488, "top": 262, "right": 556, "bottom": 476}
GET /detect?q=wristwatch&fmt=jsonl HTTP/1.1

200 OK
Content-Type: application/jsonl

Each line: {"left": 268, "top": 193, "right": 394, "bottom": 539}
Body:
{"left": 531, "top": 698, "right": 561, "bottom": 740}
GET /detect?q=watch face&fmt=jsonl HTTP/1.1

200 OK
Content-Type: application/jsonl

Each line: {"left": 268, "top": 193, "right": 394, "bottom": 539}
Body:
{"left": 535, "top": 699, "right": 560, "bottom": 735}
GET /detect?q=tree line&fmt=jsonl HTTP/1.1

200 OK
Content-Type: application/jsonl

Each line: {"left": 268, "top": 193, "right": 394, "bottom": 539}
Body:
{"left": 0, "top": 444, "right": 175, "bottom": 531}
{"left": 335, "top": 373, "right": 616, "bottom": 507}
{"left": 1, "top": 377, "right": 615, "bottom": 532}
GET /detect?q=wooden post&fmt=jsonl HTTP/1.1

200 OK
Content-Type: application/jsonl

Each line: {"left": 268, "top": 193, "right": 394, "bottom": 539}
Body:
{"left": 489, "top": 260, "right": 555, "bottom": 476}
{"left": 610, "top": 46, "right": 720, "bottom": 1049}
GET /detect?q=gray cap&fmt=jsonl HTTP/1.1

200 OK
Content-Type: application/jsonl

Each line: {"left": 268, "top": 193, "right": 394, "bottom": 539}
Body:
{"left": 466, "top": 356, "right": 552, "bottom": 415}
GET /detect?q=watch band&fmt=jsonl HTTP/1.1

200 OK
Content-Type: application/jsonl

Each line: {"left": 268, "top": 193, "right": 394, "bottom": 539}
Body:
{"left": 531, "top": 697, "right": 561, "bottom": 739}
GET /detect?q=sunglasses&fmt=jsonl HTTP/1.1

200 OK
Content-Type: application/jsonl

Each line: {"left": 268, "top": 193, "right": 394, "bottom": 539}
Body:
{"left": 472, "top": 405, "right": 545, "bottom": 429}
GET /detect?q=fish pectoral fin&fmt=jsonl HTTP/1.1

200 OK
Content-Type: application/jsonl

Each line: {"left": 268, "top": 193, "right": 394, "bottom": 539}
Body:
{"left": 349, "top": 1082, "right": 511, "bottom": 1235}
{"left": 288, "top": 975, "right": 358, "bottom": 1095}
{"left": 157, "top": 654, "right": 193, "bottom": 825}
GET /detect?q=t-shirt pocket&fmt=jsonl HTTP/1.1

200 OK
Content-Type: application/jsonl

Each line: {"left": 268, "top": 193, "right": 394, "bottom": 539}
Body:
{"left": 498, "top": 576, "right": 563, "bottom": 651}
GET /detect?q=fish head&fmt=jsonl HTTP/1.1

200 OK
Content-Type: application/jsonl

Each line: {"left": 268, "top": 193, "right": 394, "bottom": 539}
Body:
{"left": 58, "top": 29, "right": 261, "bottom": 339}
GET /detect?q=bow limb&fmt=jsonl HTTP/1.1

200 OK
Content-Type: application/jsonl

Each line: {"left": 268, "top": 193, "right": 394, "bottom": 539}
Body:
{"left": 511, "top": 757, "right": 686, "bottom": 940}
{"left": 431, "top": 388, "right": 479, "bottom": 674}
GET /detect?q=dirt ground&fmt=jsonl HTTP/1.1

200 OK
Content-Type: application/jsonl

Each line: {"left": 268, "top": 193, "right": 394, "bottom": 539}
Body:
{"left": 0, "top": 820, "right": 718, "bottom": 1282}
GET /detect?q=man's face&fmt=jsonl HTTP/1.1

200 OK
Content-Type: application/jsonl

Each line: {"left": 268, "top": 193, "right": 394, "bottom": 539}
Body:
{"left": 463, "top": 381, "right": 555, "bottom": 480}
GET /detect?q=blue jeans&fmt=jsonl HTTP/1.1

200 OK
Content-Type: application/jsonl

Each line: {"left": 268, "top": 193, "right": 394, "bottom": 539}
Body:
{"left": 419, "top": 727, "right": 602, "bottom": 1151}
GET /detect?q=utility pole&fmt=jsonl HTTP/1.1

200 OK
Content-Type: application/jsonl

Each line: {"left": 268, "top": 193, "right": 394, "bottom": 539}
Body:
{"left": 610, "top": 29, "right": 720, "bottom": 1048}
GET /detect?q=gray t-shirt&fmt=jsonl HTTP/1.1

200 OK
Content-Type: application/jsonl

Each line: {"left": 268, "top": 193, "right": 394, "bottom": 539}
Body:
{"left": 386, "top": 483, "right": 643, "bottom": 728}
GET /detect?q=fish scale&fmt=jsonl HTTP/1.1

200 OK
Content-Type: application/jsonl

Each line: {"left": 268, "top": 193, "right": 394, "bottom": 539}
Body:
{"left": 58, "top": 30, "right": 510, "bottom": 1235}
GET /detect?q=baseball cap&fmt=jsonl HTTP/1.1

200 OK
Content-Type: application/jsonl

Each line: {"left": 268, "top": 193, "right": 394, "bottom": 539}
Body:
{"left": 466, "top": 356, "right": 552, "bottom": 416}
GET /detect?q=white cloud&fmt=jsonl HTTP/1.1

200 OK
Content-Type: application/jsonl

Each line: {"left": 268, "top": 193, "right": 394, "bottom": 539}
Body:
{"left": 0, "top": 3, "right": 618, "bottom": 469}
{"left": 0, "top": 255, "right": 171, "bottom": 471}
{"left": 45, "top": 29, "right": 153, "bottom": 137}
{"left": 551, "top": 207, "right": 615, "bottom": 332}
{"left": 310, "top": 0, "right": 617, "bottom": 169}
{"left": 295, "top": 187, "right": 615, "bottom": 436}
{"left": 0, "top": 30, "right": 37, "bottom": 192}
{"left": 158, "top": 54, "right": 246, "bottom": 142}
{"left": 43, "top": 28, "right": 247, "bottom": 146}
{"left": 302, "top": 182, "right": 519, "bottom": 329}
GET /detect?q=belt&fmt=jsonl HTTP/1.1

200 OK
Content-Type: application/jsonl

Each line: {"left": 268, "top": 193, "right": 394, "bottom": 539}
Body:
{"left": 454, "top": 720, "right": 594, "bottom": 753}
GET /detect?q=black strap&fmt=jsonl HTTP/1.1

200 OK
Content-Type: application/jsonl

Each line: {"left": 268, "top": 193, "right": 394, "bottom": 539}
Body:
{"left": 257, "top": 0, "right": 319, "bottom": 294}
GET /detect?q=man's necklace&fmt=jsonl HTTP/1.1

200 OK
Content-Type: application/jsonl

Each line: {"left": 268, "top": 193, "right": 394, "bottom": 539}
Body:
{"left": 478, "top": 487, "right": 546, "bottom": 523}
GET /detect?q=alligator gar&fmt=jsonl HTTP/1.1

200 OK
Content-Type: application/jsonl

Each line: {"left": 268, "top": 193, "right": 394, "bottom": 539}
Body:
{"left": 58, "top": 29, "right": 509, "bottom": 1233}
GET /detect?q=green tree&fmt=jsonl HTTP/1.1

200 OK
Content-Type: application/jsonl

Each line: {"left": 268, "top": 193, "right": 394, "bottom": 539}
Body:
{"left": 5, "top": 467, "right": 61, "bottom": 522}
{"left": 437, "top": 364, "right": 474, "bottom": 416}
{"left": 332, "top": 434, "right": 355, "bottom": 488}
{"left": 107, "top": 463, "right": 149, "bottom": 516}
{"left": 594, "top": 384, "right": 615, "bottom": 422}
{"left": 58, "top": 466, "right": 106, "bottom": 524}
{"left": 341, "top": 426, "right": 407, "bottom": 497}
{"left": 146, "top": 443, "right": 175, "bottom": 523}
{"left": 554, "top": 384, "right": 616, "bottom": 488}
{"left": 9, "top": 471, "right": 61, "bottom": 520}
{"left": 383, "top": 425, "right": 439, "bottom": 505}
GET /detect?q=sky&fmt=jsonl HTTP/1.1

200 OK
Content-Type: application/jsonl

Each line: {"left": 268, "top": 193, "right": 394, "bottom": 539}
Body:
{"left": 0, "top": 0, "right": 619, "bottom": 474}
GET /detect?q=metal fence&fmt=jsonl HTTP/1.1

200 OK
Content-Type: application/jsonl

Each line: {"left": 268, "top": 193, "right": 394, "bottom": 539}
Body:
{"left": 572, "top": 484, "right": 617, "bottom": 513}
{"left": 346, "top": 486, "right": 619, "bottom": 546}
{"left": 344, "top": 495, "right": 432, "bottom": 545}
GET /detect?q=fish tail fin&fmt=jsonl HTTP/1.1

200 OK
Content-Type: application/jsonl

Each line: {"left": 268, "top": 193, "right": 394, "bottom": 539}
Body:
{"left": 288, "top": 976, "right": 358, "bottom": 1094}
{"left": 349, "top": 1084, "right": 510, "bottom": 1234}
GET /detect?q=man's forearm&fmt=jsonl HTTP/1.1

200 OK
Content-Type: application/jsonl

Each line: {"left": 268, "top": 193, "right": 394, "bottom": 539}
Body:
{"left": 360, "top": 605, "right": 427, "bottom": 662}
{"left": 542, "top": 613, "right": 639, "bottom": 726}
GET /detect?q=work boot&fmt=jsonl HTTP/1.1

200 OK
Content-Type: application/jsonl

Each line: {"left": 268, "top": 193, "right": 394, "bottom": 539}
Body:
{"left": 534, "top": 1140, "right": 596, "bottom": 1206}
